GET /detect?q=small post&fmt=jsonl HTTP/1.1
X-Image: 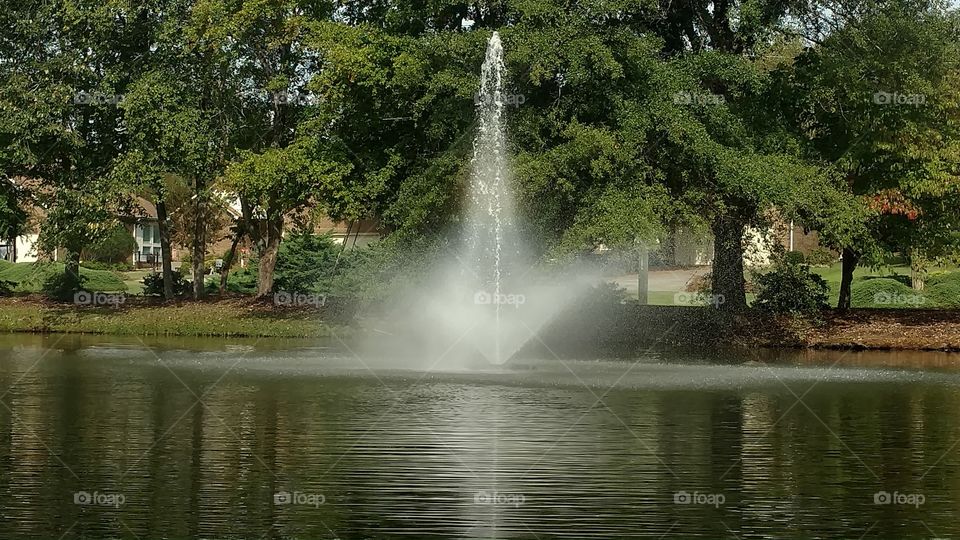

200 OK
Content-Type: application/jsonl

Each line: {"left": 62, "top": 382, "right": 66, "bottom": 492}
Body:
{"left": 638, "top": 241, "right": 649, "bottom": 305}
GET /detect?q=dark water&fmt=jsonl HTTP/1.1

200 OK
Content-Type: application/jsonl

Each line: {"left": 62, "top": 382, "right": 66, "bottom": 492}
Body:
{"left": 2, "top": 334, "right": 960, "bottom": 539}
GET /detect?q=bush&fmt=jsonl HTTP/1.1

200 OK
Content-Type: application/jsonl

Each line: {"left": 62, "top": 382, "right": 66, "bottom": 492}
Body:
{"left": 84, "top": 225, "right": 136, "bottom": 264}
{"left": 206, "top": 266, "right": 258, "bottom": 295}
{"left": 42, "top": 271, "right": 86, "bottom": 301}
{"left": 926, "top": 272, "right": 960, "bottom": 287}
{"left": 851, "top": 278, "right": 923, "bottom": 308}
{"left": 753, "top": 254, "right": 829, "bottom": 315}
{"left": 806, "top": 247, "right": 836, "bottom": 267}
{"left": 863, "top": 273, "right": 912, "bottom": 287}
{"left": 273, "top": 232, "right": 339, "bottom": 293}
{"left": 81, "top": 261, "right": 134, "bottom": 272}
{"left": 142, "top": 269, "right": 191, "bottom": 297}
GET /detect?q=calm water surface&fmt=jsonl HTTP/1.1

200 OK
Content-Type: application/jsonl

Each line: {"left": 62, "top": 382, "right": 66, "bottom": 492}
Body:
{"left": 1, "top": 334, "right": 960, "bottom": 539}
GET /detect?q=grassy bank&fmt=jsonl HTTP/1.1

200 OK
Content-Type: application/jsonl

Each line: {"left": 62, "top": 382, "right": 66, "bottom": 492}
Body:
{"left": 0, "top": 261, "right": 128, "bottom": 292}
{"left": 535, "top": 303, "right": 960, "bottom": 354}
{"left": 0, "top": 297, "right": 349, "bottom": 338}
{"left": 3, "top": 295, "right": 960, "bottom": 351}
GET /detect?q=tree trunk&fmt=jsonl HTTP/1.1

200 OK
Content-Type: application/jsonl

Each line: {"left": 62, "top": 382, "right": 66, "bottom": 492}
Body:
{"left": 256, "top": 213, "right": 284, "bottom": 298}
{"left": 191, "top": 181, "right": 206, "bottom": 300}
{"left": 710, "top": 216, "right": 748, "bottom": 311}
{"left": 65, "top": 249, "right": 82, "bottom": 291}
{"left": 156, "top": 199, "right": 175, "bottom": 300}
{"left": 331, "top": 220, "right": 354, "bottom": 275}
{"left": 909, "top": 248, "right": 926, "bottom": 291}
{"left": 837, "top": 246, "right": 860, "bottom": 310}
{"left": 219, "top": 220, "right": 245, "bottom": 294}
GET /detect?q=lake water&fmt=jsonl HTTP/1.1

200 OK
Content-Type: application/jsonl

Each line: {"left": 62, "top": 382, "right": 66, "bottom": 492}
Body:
{"left": 1, "top": 334, "right": 960, "bottom": 538}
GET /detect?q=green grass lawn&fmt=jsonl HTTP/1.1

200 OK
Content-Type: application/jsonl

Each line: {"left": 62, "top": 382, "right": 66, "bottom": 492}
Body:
{"left": 0, "top": 262, "right": 127, "bottom": 292}
{"left": 638, "top": 262, "right": 960, "bottom": 308}
{"left": 0, "top": 297, "right": 348, "bottom": 337}
{"left": 120, "top": 269, "right": 153, "bottom": 295}
{"left": 810, "top": 263, "right": 912, "bottom": 306}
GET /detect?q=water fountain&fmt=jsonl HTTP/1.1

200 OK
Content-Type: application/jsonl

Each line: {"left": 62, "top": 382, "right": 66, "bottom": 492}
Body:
{"left": 368, "top": 32, "right": 583, "bottom": 368}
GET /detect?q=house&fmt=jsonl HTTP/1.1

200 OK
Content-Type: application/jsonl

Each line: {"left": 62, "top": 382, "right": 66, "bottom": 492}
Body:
{"left": 656, "top": 220, "right": 827, "bottom": 269}
{"left": 316, "top": 216, "right": 381, "bottom": 248}
{"left": 122, "top": 198, "right": 168, "bottom": 268}
{"left": 3, "top": 186, "right": 386, "bottom": 267}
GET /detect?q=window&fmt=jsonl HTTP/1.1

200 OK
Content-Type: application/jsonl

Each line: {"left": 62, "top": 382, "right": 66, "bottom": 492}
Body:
{"left": 137, "top": 223, "right": 162, "bottom": 264}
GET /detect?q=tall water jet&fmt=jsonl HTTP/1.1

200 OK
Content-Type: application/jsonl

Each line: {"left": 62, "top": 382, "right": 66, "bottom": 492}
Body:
{"left": 464, "top": 31, "right": 517, "bottom": 365}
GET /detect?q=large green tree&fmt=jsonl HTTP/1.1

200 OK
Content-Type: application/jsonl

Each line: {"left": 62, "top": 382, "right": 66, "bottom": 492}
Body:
{"left": 0, "top": 0, "right": 144, "bottom": 290}
{"left": 218, "top": 0, "right": 344, "bottom": 297}
{"left": 784, "top": 2, "right": 960, "bottom": 308}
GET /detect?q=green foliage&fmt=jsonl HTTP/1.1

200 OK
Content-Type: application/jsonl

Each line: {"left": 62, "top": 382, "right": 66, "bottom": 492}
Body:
{"left": 215, "top": 266, "right": 259, "bottom": 295}
{"left": 42, "top": 271, "right": 86, "bottom": 301}
{"left": 753, "top": 254, "right": 830, "bottom": 315}
{"left": 806, "top": 248, "right": 837, "bottom": 267}
{"left": 0, "top": 0, "right": 957, "bottom": 318}
{"left": 927, "top": 272, "right": 960, "bottom": 287}
{"left": 84, "top": 225, "right": 137, "bottom": 264}
{"left": 925, "top": 280, "right": 960, "bottom": 309}
{"left": 273, "top": 232, "right": 340, "bottom": 294}
{"left": 0, "top": 179, "right": 26, "bottom": 240}
{"left": 142, "top": 269, "right": 191, "bottom": 298}
{"left": 783, "top": 4, "right": 960, "bottom": 262}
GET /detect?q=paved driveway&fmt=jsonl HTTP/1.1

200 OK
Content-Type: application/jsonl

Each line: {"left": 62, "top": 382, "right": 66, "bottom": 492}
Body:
{"left": 609, "top": 267, "right": 710, "bottom": 294}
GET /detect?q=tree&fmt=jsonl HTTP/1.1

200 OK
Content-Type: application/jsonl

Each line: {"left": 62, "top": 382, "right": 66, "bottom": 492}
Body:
{"left": 783, "top": 3, "right": 960, "bottom": 308}
{"left": 226, "top": 144, "right": 350, "bottom": 296}
{"left": 117, "top": 63, "right": 228, "bottom": 299}
{"left": 124, "top": 0, "right": 250, "bottom": 299}
{"left": 111, "top": 0, "right": 203, "bottom": 300}
{"left": 308, "top": 1, "right": 853, "bottom": 315}
{"left": 215, "top": 0, "right": 341, "bottom": 297}
{"left": 0, "top": 0, "right": 142, "bottom": 291}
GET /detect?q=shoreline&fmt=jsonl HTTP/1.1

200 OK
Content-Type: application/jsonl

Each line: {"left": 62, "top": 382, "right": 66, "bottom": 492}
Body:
{"left": 2, "top": 297, "right": 959, "bottom": 352}
{"left": 0, "top": 296, "right": 351, "bottom": 338}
